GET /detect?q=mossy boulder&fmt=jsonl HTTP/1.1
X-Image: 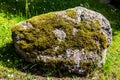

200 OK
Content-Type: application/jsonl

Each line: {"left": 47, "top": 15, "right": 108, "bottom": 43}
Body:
{"left": 12, "top": 7, "right": 112, "bottom": 75}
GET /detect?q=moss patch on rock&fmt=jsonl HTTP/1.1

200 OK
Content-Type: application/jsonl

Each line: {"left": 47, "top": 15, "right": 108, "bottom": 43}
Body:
{"left": 12, "top": 11, "right": 108, "bottom": 74}
{"left": 12, "top": 12, "right": 108, "bottom": 58}
{"left": 65, "top": 9, "right": 77, "bottom": 19}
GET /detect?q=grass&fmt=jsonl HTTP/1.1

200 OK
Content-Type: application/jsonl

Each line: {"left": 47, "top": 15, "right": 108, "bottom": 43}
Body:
{"left": 0, "top": 0, "right": 120, "bottom": 80}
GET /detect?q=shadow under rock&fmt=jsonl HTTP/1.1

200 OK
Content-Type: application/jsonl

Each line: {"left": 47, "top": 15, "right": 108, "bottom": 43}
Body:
{"left": 0, "top": 42, "right": 86, "bottom": 78}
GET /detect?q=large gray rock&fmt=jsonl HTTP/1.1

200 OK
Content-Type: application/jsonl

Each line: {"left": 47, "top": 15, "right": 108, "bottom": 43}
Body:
{"left": 12, "top": 6, "right": 112, "bottom": 75}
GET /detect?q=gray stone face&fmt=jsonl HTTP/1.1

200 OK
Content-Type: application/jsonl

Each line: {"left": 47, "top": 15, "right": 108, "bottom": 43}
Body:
{"left": 12, "top": 6, "right": 112, "bottom": 75}
{"left": 53, "top": 29, "right": 66, "bottom": 41}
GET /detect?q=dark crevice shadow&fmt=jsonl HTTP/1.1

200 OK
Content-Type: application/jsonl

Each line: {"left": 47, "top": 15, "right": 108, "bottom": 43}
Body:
{"left": 0, "top": 42, "right": 86, "bottom": 78}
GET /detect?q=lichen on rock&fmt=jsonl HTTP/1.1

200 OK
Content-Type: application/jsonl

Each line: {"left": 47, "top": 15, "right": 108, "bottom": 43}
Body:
{"left": 12, "top": 6, "right": 112, "bottom": 75}
{"left": 66, "top": 9, "right": 77, "bottom": 19}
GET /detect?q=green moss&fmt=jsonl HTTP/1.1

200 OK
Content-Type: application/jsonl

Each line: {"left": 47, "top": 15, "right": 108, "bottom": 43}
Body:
{"left": 76, "top": 20, "right": 101, "bottom": 32}
{"left": 12, "top": 12, "right": 108, "bottom": 66}
{"left": 62, "top": 59, "right": 75, "bottom": 65}
{"left": 17, "top": 40, "right": 33, "bottom": 51}
{"left": 79, "top": 60, "right": 95, "bottom": 73}
{"left": 56, "top": 19, "right": 108, "bottom": 54}
{"left": 66, "top": 9, "right": 77, "bottom": 19}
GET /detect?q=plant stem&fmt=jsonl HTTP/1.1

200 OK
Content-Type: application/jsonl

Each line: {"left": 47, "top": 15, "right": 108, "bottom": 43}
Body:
{"left": 25, "top": 0, "right": 29, "bottom": 18}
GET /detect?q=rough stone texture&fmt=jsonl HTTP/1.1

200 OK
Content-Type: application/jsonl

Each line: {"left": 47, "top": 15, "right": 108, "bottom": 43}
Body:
{"left": 12, "top": 6, "right": 112, "bottom": 75}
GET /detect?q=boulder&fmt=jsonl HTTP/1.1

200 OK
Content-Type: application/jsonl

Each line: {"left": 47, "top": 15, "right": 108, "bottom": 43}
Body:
{"left": 12, "top": 6, "right": 112, "bottom": 75}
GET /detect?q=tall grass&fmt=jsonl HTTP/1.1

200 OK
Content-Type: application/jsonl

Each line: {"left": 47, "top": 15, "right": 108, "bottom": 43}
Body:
{"left": 25, "top": 0, "right": 29, "bottom": 17}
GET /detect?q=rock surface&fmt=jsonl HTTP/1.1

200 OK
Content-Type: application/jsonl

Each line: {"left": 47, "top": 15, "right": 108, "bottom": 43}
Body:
{"left": 12, "top": 6, "right": 112, "bottom": 75}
